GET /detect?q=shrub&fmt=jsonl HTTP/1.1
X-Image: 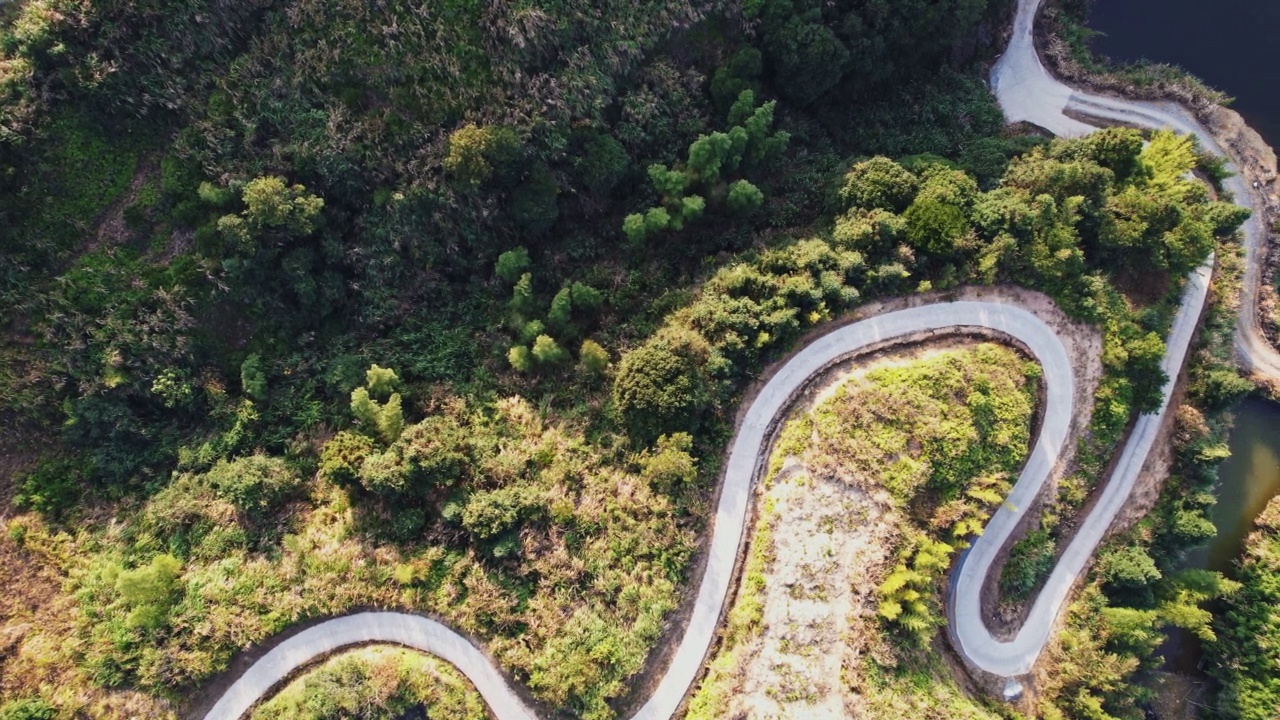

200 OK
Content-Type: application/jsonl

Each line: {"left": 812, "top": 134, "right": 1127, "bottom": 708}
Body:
{"left": 531, "top": 335, "right": 569, "bottom": 366}
{"left": 0, "top": 700, "right": 55, "bottom": 720}
{"left": 204, "top": 455, "right": 301, "bottom": 516}
{"left": 240, "top": 354, "right": 268, "bottom": 401}
{"left": 461, "top": 485, "right": 539, "bottom": 540}
{"left": 639, "top": 433, "right": 697, "bottom": 490}
{"left": 1002, "top": 529, "right": 1056, "bottom": 600}
{"left": 495, "top": 247, "right": 530, "bottom": 283}
{"left": 508, "top": 345, "right": 534, "bottom": 373}
{"left": 840, "top": 157, "right": 919, "bottom": 213}
{"left": 612, "top": 327, "right": 712, "bottom": 441}
{"left": 726, "top": 179, "right": 763, "bottom": 215}
{"left": 579, "top": 340, "right": 609, "bottom": 375}
{"left": 115, "top": 554, "right": 183, "bottom": 631}
{"left": 319, "top": 431, "right": 377, "bottom": 488}
{"left": 399, "top": 417, "right": 468, "bottom": 487}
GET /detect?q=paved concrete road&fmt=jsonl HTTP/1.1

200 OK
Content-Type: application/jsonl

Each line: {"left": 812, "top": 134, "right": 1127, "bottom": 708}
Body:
{"left": 203, "top": 302, "right": 1077, "bottom": 720}
{"left": 953, "top": 0, "right": 1280, "bottom": 678}
{"left": 993, "top": 0, "right": 1280, "bottom": 379}
{"left": 205, "top": 0, "right": 1280, "bottom": 714}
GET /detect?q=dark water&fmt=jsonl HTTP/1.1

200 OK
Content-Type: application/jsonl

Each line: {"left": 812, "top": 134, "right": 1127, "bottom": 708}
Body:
{"left": 1161, "top": 398, "right": 1280, "bottom": 675}
{"left": 1187, "top": 399, "right": 1280, "bottom": 574}
{"left": 1087, "top": 0, "right": 1280, "bottom": 147}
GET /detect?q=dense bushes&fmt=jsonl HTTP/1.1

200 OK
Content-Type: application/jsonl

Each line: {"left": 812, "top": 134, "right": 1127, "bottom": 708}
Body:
{"left": 1208, "top": 497, "right": 1280, "bottom": 719}
{"left": 613, "top": 132, "right": 1244, "bottom": 442}
{"left": 250, "top": 647, "right": 485, "bottom": 720}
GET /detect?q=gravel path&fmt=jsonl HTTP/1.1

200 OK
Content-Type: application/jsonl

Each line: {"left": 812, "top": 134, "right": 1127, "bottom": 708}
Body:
{"left": 203, "top": 1, "right": 1280, "bottom": 714}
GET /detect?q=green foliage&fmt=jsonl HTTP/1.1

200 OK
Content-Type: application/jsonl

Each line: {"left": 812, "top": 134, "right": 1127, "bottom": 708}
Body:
{"left": 364, "top": 365, "right": 399, "bottom": 399}
{"left": 726, "top": 179, "right": 763, "bottom": 215}
{"left": 13, "top": 456, "right": 86, "bottom": 517}
{"left": 1208, "top": 498, "right": 1280, "bottom": 719}
{"left": 512, "top": 164, "right": 560, "bottom": 235}
{"left": 621, "top": 92, "right": 788, "bottom": 241}
{"left": 250, "top": 647, "right": 486, "bottom": 720}
{"left": 0, "top": 700, "right": 55, "bottom": 720}
{"left": 579, "top": 339, "right": 610, "bottom": 376}
{"left": 840, "top": 157, "right": 920, "bottom": 213}
{"left": 612, "top": 327, "right": 713, "bottom": 442}
{"left": 461, "top": 485, "right": 539, "bottom": 541}
{"left": 444, "top": 124, "right": 522, "bottom": 188}
{"left": 239, "top": 177, "right": 325, "bottom": 236}
{"left": 571, "top": 132, "right": 630, "bottom": 195}
{"left": 203, "top": 455, "right": 301, "bottom": 516}
{"left": 531, "top": 335, "right": 569, "bottom": 366}
{"left": 508, "top": 345, "right": 534, "bottom": 373}
{"left": 511, "top": 273, "right": 536, "bottom": 317}
{"left": 1001, "top": 528, "right": 1057, "bottom": 601}
{"left": 495, "top": 247, "right": 531, "bottom": 283}
{"left": 240, "top": 354, "right": 268, "bottom": 402}
{"left": 639, "top": 433, "right": 697, "bottom": 491}
{"left": 350, "top": 366, "right": 404, "bottom": 444}
{"left": 116, "top": 554, "right": 183, "bottom": 632}
{"left": 548, "top": 288, "right": 575, "bottom": 335}
{"left": 319, "top": 431, "right": 377, "bottom": 489}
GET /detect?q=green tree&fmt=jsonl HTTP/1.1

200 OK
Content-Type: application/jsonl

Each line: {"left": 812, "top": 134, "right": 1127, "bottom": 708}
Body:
{"left": 512, "top": 164, "right": 560, "bottom": 234}
{"left": 511, "top": 272, "right": 536, "bottom": 317}
{"left": 240, "top": 353, "right": 267, "bottom": 401}
{"left": 531, "top": 335, "right": 568, "bottom": 366}
{"left": 622, "top": 213, "right": 647, "bottom": 243}
{"left": 444, "top": 124, "right": 521, "bottom": 187}
{"left": 570, "top": 282, "right": 603, "bottom": 313}
{"left": 548, "top": 287, "right": 574, "bottom": 334}
{"left": 351, "top": 370, "right": 404, "bottom": 445}
{"left": 767, "top": 16, "right": 849, "bottom": 106}
{"left": 462, "top": 484, "right": 538, "bottom": 540}
{"left": 572, "top": 131, "right": 630, "bottom": 194}
{"left": 612, "top": 327, "right": 712, "bottom": 441}
{"left": 509, "top": 345, "right": 533, "bottom": 373}
{"left": 840, "top": 157, "right": 919, "bottom": 213}
{"left": 399, "top": 416, "right": 468, "bottom": 488}
{"left": 319, "top": 431, "right": 376, "bottom": 488}
{"left": 639, "top": 433, "right": 697, "bottom": 490}
{"left": 579, "top": 339, "right": 609, "bottom": 376}
{"left": 726, "top": 180, "right": 763, "bottom": 215}
{"left": 239, "top": 176, "right": 324, "bottom": 235}
{"left": 365, "top": 364, "right": 399, "bottom": 399}
{"left": 116, "top": 554, "right": 183, "bottom": 631}
{"left": 358, "top": 450, "right": 410, "bottom": 496}
{"left": 204, "top": 455, "right": 300, "bottom": 515}
{"left": 495, "top": 247, "right": 531, "bottom": 283}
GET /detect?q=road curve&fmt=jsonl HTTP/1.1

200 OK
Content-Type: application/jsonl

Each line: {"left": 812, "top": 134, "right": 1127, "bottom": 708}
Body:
{"left": 991, "top": 0, "right": 1280, "bottom": 379}
{"left": 950, "top": 0, "right": 1280, "bottom": 678}
{"left": 203, "top": 302, "right": 1079, "bottom": 720}
{"left": 204, "top": 2, "right": 1280, "bottom": 715}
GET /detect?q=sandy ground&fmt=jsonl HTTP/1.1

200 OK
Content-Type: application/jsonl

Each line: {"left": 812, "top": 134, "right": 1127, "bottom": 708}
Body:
{"left": 725, "top": 468, "right": 892, "bottom": 719}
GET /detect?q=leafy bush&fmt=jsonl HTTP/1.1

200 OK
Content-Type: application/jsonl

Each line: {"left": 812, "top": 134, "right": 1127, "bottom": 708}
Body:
{"left": 0, "top": 699, "right": 55, "bottom": 720}
{"left": 612, "top": 327, "right": 713, "bottom": 441}
{"left": 204, "top": 455, "right": 301, "bottom": 516}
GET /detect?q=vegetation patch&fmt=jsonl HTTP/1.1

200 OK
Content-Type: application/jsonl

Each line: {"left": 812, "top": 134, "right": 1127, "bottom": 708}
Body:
{"left": 689, "top": 343, "right": 1034, "bottom": 718}
{"left": 249, "top": 646, "right": 487, "bottom": 720}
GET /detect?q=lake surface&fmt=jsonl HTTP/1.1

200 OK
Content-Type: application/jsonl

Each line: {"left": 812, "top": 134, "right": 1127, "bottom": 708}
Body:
{"left": 1190, "top": 398, "right": 1280, "bottom": 575}
{"left": 1161, "top": 398, "right": 1280, "bottom": 675}
{"left": 1087, "top": 0, "right": 1280, "bottom": 146}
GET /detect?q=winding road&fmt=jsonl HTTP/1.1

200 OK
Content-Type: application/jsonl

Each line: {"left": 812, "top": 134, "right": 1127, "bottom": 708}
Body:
{"left": 201, "top": 0, "right": 1280, "bottom": 717}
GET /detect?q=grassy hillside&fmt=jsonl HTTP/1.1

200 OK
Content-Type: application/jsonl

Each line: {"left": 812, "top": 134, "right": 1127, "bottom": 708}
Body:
{"left": 0, "top": 0, "right": 1260, "bottom": 718}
